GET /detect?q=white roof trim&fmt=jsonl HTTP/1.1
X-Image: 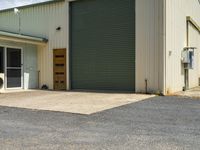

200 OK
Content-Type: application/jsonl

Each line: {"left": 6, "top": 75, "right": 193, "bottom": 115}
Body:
{"left": 0, "top": 30, "right": 48, "bottom": 45}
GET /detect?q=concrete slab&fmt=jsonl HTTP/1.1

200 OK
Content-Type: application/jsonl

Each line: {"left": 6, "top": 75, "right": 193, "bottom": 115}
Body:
{"left": 0, "top": 90, "right": 155, "bottom": 115}
{"left": 175, "top": 87, "right": 200, "bottom": 98}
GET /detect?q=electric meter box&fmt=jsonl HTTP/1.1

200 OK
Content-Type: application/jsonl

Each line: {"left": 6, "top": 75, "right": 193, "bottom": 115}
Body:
{"left": 189, "top": 50, "right": 194, "bottom": 69}
{"left": 182, "top": 50, "right": 190, "bottom": 63}
{"left": 182, "top": 47, "right": 195, "bottom": 69}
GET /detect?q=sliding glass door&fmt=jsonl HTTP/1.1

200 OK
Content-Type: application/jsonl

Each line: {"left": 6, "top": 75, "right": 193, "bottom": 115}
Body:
{"left": 6, "top": 48, "right": 23, "bottom": 89}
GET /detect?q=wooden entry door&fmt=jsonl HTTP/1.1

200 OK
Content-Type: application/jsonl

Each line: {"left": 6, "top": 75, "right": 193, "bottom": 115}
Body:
{"left": 53, "top": 49, "right": 66, "bottom": 90}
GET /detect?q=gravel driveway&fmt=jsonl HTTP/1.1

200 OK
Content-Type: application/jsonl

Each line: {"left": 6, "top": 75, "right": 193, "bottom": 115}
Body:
{"left": 0, "top": 96, "right": 200, "bottom": 150}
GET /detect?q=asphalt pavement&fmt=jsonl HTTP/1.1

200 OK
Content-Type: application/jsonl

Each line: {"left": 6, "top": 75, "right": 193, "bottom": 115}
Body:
{"left": 0, "top": 96, "right": 200, "bottom": 150}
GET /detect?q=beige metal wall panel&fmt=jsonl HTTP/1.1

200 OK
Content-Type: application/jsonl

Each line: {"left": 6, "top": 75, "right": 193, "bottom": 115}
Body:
{"left": 166, "top": 0, "right": 200, "bottom": 93}
{"left": 0, "top": 1, "right": 68, "bottom": 89}
{"left": 188, "top": 25, "right": 200, "bottom": 88}
{"left": 135, "top": 0, "right": 165, "bottom": 94}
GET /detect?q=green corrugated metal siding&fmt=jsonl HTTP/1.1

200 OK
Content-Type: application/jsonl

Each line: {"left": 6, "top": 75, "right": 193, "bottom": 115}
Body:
{"left": 71, "top": 0, "right": 135, "bottom": 91}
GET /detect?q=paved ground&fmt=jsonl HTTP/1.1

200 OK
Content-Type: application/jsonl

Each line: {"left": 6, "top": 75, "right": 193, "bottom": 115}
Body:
{"left": 0, "top": 90, "right": 154, "bottom": 114}
{"left": 0, "top": 96, "right": 200, "bottom": 150}
{"left": 176, "top": 87, "right": 200, "bottom": 98}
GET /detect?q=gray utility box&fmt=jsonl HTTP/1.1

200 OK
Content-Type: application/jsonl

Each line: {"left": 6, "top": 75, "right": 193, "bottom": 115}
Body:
{"left": 182, "top": 47, "right": 196, "bottom": 69}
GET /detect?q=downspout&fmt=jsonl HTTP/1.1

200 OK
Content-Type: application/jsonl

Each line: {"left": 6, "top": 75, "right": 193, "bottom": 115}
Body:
{"left": 184, "top": 19, "right": 189, "bottom": 90}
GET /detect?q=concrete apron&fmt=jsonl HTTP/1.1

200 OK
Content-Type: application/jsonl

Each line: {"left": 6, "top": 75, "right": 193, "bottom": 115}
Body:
{"left": 0, "top": 90, "right": 155, "bottom": 115}
{"left": 175, "top": 86, "right": 200, "bottom": 99}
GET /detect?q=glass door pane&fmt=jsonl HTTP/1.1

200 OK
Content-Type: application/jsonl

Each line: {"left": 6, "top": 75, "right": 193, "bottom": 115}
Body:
{"left": 6, "top": 48, "right": 22, "bottom": 88}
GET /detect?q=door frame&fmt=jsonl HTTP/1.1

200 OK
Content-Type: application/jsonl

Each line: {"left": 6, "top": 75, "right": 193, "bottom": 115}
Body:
{"left": 3, "top": 45, "right": 24, "bottom": 90}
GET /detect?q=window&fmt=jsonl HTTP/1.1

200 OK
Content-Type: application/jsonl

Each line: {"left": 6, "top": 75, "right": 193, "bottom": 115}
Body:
{"left": 0, "top": 47, "right": 4, "bottom": 73}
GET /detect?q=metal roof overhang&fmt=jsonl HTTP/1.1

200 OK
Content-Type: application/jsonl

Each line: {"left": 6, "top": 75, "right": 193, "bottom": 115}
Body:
{"left": 0, "top": 30, "right": 48, "bottom": 45}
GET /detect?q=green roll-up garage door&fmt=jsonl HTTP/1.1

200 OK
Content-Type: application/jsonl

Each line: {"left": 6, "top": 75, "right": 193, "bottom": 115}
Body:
{"left": 70, "top": 0, "right": 135, "bottom": 91}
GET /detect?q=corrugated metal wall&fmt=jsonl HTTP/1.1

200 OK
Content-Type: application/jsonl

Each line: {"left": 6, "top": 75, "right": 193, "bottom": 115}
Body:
{"left": 0, "top": 0, "right": 166, "bottom": 92}
{"left": 188, "top": 25, "right": 200, "bottom": 88}
{"left": 135, "top": 0, "right": 164, "bottom": 94}
{"left": 166, "top": 0, "right": 200, "bottom": 93}
{"left": 0, "top": 1, "right": 68, "bottom": 89}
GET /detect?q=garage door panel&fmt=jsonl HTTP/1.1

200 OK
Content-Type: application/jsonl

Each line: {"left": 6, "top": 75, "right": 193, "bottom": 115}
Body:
{"left": 71, "top": 0, "right": 135, "bottom": 91}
